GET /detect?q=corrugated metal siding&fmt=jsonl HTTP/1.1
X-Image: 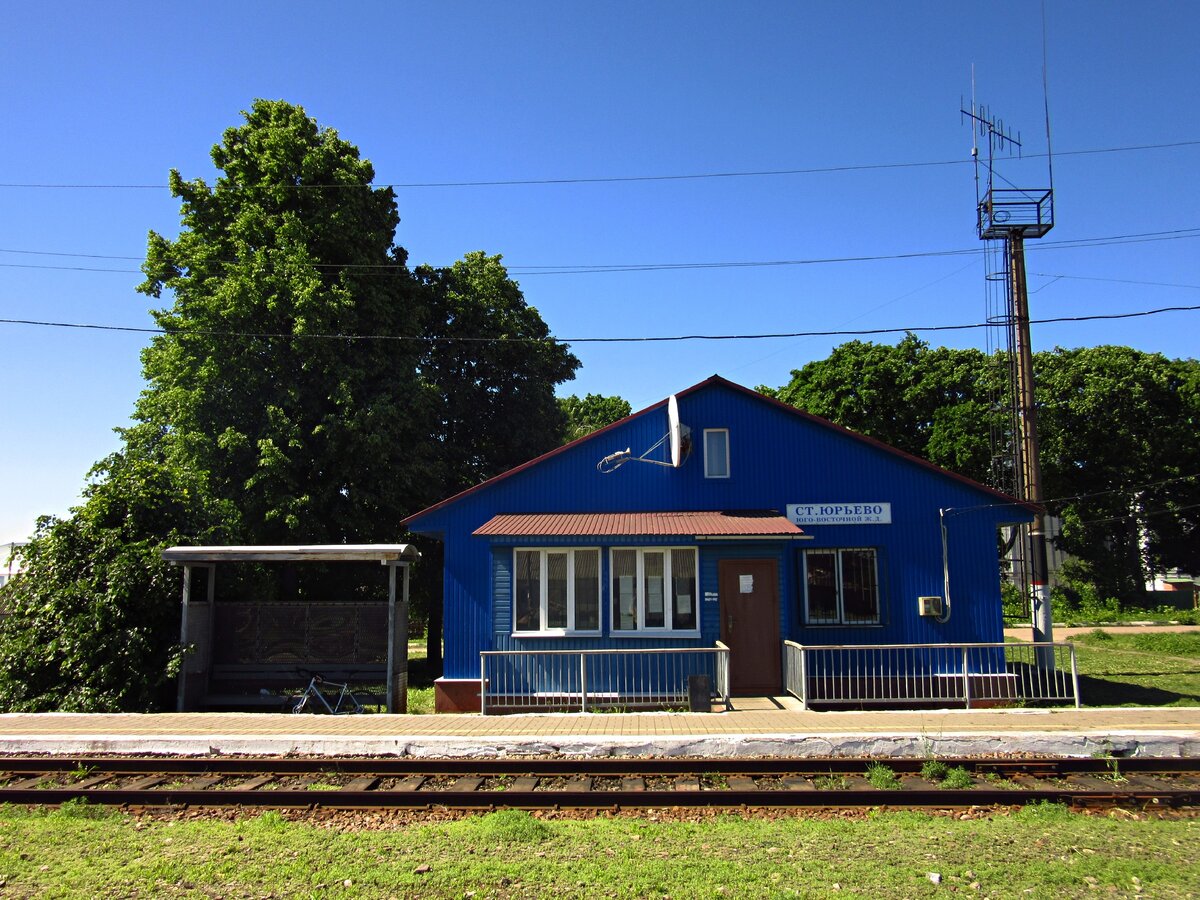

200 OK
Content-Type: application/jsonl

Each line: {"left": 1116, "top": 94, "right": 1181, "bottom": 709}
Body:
{"left": 415, "top": 381, "right": 1028, "bottom": 680}
{"left": 492, "top": 550, "right": 512, "bottom": 636}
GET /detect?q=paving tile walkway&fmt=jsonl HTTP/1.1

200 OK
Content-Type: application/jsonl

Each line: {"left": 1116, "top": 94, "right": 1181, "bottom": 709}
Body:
{"left": 0, "top": 705, "right": 1195, "bottom": 741}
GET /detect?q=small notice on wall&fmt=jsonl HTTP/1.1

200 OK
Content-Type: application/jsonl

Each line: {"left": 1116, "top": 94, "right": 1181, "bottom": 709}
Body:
{"left": 704, "top": 591, "right": 719, "bottom": 603}
{"left": 739, "top": 574, "right": 754, "bottom": 594}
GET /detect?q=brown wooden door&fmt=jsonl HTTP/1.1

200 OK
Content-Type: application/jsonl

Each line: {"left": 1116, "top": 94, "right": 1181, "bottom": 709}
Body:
{"left": 718, "top": 559, "right": 781, "bottom": 694}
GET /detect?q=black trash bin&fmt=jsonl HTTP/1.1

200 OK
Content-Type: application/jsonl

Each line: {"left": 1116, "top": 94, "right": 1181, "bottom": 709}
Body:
{"left": 687, "top": 674, "right": 712, "bottom": 712}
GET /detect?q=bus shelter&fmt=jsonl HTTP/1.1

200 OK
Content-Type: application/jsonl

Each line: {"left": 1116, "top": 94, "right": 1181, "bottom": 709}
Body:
{"left": 161, "top": 544, "right": 420, "bottom": 713}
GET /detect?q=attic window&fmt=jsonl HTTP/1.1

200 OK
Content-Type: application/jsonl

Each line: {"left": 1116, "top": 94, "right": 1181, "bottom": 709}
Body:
{"left": 704, "top": 429, "right": 730, "bottom": 479}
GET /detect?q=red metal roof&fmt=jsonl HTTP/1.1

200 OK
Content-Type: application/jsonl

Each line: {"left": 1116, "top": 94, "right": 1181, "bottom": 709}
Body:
{"left": 473, "top": 510, "right": 804, "bottom": 538}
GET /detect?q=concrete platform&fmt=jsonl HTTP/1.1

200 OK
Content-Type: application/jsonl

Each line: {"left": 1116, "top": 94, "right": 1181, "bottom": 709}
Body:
{"left": 1, "top": 704, "right": 1198, "bottom": 759}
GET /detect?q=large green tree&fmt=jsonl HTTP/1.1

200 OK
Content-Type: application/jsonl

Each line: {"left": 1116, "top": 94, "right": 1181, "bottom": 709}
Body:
{"left": 137, "top": 99, "right": 435, "bottom": 544}
{"left": 0, "top": 101, "right": 582, "bottom": 709}
{"left": 766, "top": 337, "right": 1200, "bottom": 601}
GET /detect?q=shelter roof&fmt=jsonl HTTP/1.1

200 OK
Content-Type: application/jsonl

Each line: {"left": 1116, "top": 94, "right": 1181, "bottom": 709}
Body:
{"left": 474, "top": 511, "right": 804, "bottom": 538}
{"left": 160, "top": 544, "right": 420, "bottom": 564}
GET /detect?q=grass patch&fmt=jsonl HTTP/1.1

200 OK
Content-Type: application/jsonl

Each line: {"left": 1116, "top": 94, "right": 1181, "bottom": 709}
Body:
{"left": 865, "top": 762, "right": 902, "bottom": 790}
{"left": 920, "top": 759, "right": 948, "bottom": 781}
{"left": 406, "top": 686, "right": 436, "bottom": 715}
{"left": 939, "top": 766, "right": 974, "bottom": 790}
{"left": 0, "top": 805, "right": 1195, "bottom": 897}
{"left": 457, "top": 808, "right": 552, "bottom": 844}
{"left": 401, "top": 638, "right": 439, "bottom": 713}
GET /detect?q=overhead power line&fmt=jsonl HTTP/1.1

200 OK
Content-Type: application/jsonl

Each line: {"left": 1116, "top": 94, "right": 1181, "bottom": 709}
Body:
{"left": 2, "top": 302, "right": 1197, "bottom": 345}
{"left": 1028, "top": 272, "right": 1200, "bottom": 291}
{"left": 943, "top": 472, "right": 1200, "bottom": 517}
{"left": 2, "top": 227, "right": 1198, "bottom": 277}
{"left": 0, "top": 140, "right": 1195, "bottom": 191}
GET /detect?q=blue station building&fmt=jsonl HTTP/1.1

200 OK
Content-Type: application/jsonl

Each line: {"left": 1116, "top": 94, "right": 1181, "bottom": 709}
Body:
{"left": 403, "top": 376, "right": 1033, "bottom": 713}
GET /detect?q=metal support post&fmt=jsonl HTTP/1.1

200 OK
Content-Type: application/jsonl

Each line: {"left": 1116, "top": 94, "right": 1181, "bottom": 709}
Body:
{"left": 962, "top": 645, "right": 972, "bottom": 709}
{"left": 1009, "top": 234, "right": 1055, "bottom": 666}
{"left": 176, "top": 565, "right": 192, "bottom": 713}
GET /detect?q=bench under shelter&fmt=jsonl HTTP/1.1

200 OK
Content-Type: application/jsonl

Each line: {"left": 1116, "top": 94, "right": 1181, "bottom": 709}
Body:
{"left": 162, "top": 544, "right": 420, "bottom": 713}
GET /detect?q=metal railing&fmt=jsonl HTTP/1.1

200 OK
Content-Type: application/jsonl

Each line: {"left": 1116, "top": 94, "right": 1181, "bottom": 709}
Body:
{"left": 783, "top": 641, "right": 1079, "bottom": 710}
{"left": 978, "top": 188, "right": 1054, "bottom": 239}
{"left": 480, "top": 644, "right": 730, "bottom": 715}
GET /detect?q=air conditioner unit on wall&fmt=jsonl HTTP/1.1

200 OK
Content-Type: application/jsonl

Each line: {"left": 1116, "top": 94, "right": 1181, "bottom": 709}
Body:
{"left": 917, "top": 596, "right": 944, "bottom": 617}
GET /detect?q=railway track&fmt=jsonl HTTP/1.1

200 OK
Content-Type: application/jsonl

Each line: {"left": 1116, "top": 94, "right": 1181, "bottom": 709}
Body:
{"left": 1, "top": 756, "right": 1195, "bottom": 811}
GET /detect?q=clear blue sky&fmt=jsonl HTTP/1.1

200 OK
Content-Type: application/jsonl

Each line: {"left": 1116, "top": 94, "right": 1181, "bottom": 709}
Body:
{"left": 2, "top": 1, "right": 1197, "bottom": 542}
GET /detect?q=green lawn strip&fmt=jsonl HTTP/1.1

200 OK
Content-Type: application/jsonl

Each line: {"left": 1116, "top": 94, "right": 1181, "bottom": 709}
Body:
{"left": 1008, "top": 630, "right": 1200, "bottom": 707}
{"left": 1070, "top": 632, "right": 1200, "bottom": 707}
{"left": 1073, "top": 630, "right": 1200, "bottom": 659}
{"left": 0, "top": 804, "right": 1195, "bottom": 898}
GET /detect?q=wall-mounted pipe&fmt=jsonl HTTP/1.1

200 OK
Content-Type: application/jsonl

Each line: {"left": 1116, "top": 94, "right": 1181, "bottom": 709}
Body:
{"left": 937, "top": 508, "right": 953, "bottom": 623}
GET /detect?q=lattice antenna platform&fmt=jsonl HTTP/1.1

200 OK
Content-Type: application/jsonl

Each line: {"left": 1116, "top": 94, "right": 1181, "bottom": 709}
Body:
{"left": 961, "top": 101, "right": 1053, "bottom": 240}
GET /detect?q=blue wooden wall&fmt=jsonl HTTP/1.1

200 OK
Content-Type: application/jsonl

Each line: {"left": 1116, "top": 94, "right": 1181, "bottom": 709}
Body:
{"left": 404, "top": 377, "right": 1030, "bottom": 681}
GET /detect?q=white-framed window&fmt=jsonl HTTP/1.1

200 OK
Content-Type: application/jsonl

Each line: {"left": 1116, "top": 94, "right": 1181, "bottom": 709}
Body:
{"left": 802, "top": 548, "right": 880, "bottom": 625}
{"left": 610, "top": 547, "right": 698, "bottom": 633}
{"left": 513, "top": 548, "right": 601, "bottom": 635}
{"left": 704, "top": 428, "right": 730, "bottom": 478}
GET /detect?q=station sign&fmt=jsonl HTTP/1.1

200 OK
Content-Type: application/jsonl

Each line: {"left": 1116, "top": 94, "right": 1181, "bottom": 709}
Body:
{"left": 786, "top": 502, "right": 892, "bottom": 526}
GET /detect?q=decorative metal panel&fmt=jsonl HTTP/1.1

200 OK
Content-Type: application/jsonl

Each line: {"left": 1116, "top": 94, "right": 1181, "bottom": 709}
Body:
{"left": 212, "top": 602, "right": 388, "bottom": 666}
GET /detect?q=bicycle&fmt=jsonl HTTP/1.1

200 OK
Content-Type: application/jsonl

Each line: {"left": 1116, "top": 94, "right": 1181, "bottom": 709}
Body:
{"left": 285, "top": 673, "right": 366, "bottom": 715}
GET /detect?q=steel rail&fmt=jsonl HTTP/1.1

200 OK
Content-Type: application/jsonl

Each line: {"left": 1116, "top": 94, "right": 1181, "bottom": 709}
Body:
{"left": 0, "top": 755, "right": 1195, "bottom": 777}
{"left": 1, "top": 756, "right": 1196, "bottom": 811}
{"left": 0, "top": 785, "right": 1195, "bottom": 811}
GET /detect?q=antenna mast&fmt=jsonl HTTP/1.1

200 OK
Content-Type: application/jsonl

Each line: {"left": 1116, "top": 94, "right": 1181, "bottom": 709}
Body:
{"left": 961, "top": 92, "right": 1056, "bottom": 658}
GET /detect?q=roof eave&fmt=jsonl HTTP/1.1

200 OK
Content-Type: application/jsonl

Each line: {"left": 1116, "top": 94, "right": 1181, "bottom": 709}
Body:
{"left": 401, "top": 377, "right": 727, "bottom": 530}
{"left": 160, "top": 544, "right": 421, "bottom": 564}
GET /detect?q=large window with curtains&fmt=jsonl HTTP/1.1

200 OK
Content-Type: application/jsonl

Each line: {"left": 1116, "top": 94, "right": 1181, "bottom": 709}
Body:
{"left": 513, "top": 548, "right": 601, "bottom": 635}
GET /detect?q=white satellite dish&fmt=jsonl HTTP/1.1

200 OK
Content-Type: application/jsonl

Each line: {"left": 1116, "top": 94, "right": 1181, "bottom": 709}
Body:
{"left": 668, "top": 395, "right": 682, "bottom": 467}
{"left": 668, "top": 394, "right": 692, "bottom": 468}
{"left": 597, "top": 394, "right": 691, "bottom": 473}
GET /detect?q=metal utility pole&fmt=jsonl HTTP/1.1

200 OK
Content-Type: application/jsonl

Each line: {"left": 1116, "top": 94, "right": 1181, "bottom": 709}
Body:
{"left": 963, "top": 99, "right": 1056, "bottom": 650}
{"left": 1008, "top": 235, "right": 1053, "bottom": 646}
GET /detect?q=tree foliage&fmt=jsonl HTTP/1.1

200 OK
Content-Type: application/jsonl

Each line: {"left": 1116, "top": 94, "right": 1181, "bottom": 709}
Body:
{"left": 559, "top": 393, "right": 632, "bottom": 443}
{"left": 1035, "top": 346, "right": 1200, "bottom": 597}
{"left": 767, "top": 337, "right": 1200, "bottom": 600}
{"left": 417, "top": 252, "right": 579, "bottom": 495}
{"left": 136, "top": 99, "right": 434, "bottom": 544}
{"left": 766, "top": 334, "right": 1004, "bottom": 484}
{"left": 0, "top": 442, "right": 233, "bottom": 711}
